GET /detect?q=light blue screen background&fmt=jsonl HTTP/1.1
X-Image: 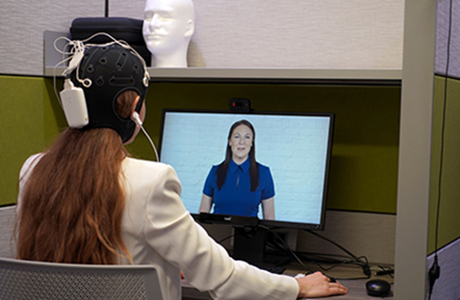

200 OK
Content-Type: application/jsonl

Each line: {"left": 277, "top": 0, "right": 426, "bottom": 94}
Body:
{"left": 160, "top": 112, "right": 332, "bottom": 225}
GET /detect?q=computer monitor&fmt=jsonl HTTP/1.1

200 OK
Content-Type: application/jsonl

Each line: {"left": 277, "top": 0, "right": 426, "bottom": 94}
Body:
{"left": 158, "top": 109, "right": 334, "bottom": 264}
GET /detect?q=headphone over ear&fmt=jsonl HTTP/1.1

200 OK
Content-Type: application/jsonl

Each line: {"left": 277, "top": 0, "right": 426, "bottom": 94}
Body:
{"left": 59, "top": 41, "right": 149, "bottom": 143}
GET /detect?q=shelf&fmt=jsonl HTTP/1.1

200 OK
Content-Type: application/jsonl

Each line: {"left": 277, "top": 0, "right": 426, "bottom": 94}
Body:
{"left": 146, "top": 67, "right": 401, "bottom": 85}
{"left": 45, "top": 66, "right": 401, "bottom": 85}
{"left": 44, "top": 31, "right": 401, "bottom": 85}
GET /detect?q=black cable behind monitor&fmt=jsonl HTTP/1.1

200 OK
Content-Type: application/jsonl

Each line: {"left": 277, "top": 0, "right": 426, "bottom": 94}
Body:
{"left": 428, "top": 0, "right": 454, "bottom": 298}
{"left": 212, "top": 223, "right": 373, "bottom": 279}
{"left": 303, "top": 229, "right": 371, "bottom": 279}
{"left": 229, "top": 225, "right": 372, "bottom": 279}
{"left": 105, "top": 0, "right": 109, "bottom": 17}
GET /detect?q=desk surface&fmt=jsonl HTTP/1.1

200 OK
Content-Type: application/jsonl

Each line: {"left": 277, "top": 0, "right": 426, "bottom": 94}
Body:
{"left": 182, "top": 263, "right": 394, "bottom": 300}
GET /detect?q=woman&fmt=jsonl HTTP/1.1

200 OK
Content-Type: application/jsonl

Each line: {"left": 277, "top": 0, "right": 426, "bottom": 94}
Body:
{"left": 199, "top": 120, "right": 275, "bottom": 219}
{"left": 16, "top": 42, "right": 347, "bottom": 299}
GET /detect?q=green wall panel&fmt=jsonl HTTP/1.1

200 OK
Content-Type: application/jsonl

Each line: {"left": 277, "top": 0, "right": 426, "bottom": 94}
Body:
{"left": 1, "top": 76, "right": 58, "bottom": 206}
{"left": 139, "top": 82, "right": 401, "bottom": 213}
{"left": 1, "top": 76, "right": 401, "bottom": 215}
{"left": 429, "top": 76, "right": 460, "bottom": 253}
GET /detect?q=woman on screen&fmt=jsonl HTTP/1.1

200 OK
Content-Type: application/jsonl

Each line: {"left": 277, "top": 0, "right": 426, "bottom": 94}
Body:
{"left": 15, "top": 42, "right": 347, "bottom": 300}
{"left": 199, "top": 120, "right": 275, "bottom": 219}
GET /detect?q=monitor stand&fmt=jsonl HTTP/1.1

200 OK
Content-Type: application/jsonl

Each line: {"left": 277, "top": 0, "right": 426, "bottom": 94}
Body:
{"left": 231, "top": 226, "right": 294, "bottom": 271}
{"left": 232, "top": 226, "right": 267, "bottom": 265}
{"left": 196, "top": 213, "right": 292, "bottom": 267}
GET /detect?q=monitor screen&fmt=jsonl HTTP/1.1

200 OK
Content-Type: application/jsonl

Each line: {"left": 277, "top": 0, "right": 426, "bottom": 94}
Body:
{"left": 158, "top": 109, "right": 334, "bottom": 230}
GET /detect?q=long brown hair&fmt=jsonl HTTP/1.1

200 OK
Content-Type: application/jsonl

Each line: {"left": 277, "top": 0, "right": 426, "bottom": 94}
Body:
{"left": 16, "top": 90, "right": 138, "bottom": 264}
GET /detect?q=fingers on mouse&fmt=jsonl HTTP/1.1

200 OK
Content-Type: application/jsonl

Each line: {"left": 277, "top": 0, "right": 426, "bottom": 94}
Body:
{"left": 295, "top": 272, "right": 336, "bottom": 282}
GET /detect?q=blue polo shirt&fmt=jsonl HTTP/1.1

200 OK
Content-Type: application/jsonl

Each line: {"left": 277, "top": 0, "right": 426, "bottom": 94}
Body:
{"left": 203, "top": 159, "right": 275, "bottom": 217}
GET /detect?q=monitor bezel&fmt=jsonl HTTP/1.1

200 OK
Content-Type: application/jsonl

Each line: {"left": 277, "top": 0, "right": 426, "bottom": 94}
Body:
{"left": 158, "top": 108, "right": 335, "bottom": 231}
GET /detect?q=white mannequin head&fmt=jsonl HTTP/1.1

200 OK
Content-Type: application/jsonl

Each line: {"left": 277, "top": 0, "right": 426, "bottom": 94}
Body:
{"left": 143, "top": 0, "right": 195, "bottom": 68}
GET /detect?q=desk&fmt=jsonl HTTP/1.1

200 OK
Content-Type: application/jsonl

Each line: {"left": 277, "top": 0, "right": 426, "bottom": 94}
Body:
{"left": 182, "top": 263, "right": 394, "bottom": 300}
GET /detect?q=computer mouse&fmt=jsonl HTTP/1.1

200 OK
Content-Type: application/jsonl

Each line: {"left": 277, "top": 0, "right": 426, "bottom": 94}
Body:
{"left": 366, "top": 279, "right": 391, "bottom": 297}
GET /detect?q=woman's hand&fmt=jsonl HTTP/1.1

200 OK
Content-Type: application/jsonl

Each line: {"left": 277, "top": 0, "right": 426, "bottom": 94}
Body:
{"left": 295, "top": 272, "right": 348, "bottom": 298}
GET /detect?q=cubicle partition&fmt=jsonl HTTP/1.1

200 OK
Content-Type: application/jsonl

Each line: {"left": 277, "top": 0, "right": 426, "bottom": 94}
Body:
{"left": 0, "top": 206, "right": 16, "bottom": 259}
{"left": 2, "top": 1, "right": 460, "bottom": 299}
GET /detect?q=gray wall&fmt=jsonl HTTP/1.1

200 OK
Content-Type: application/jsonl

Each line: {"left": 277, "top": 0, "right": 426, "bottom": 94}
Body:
{"left": 0, "top": 206, "right": 16, "bottom": 259}
{"left": 1, "top": 0, "right": 404, "bottom": 76}
{"left": 0, "top": 0, "right": 105, "bottom": 76}
{"left": 436, "top": 0, "right": 460, "bottom": 77}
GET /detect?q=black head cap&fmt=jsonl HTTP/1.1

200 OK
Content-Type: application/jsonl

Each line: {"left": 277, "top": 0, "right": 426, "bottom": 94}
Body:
{"left": 69, "top": 43, "right": 149, "bottom": 143}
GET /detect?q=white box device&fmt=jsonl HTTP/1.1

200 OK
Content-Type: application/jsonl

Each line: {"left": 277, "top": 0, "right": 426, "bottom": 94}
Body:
{"left": 60, "top": 84, "right": 89, "bottom": 128}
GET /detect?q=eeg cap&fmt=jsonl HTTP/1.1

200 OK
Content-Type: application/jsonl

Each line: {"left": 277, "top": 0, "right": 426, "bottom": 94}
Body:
{"left": 66, "top": 43, "right": 149, "bottom": 143}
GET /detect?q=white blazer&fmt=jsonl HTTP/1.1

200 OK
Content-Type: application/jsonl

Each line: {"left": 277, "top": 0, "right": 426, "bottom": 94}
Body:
{"left": 19, "top": 155, "right": 299, "bottom": 300}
